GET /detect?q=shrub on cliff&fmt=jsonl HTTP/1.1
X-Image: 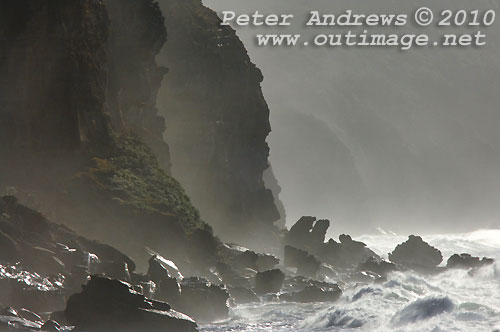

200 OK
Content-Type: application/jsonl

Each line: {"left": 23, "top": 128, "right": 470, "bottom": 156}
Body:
{"left": 87, "top": 132, "right": 204, "bottom": 233}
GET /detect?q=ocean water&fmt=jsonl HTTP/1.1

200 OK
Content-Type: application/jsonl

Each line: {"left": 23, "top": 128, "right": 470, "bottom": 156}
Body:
{"left": 201, "top": 230, "right": 500, "bottom": 332}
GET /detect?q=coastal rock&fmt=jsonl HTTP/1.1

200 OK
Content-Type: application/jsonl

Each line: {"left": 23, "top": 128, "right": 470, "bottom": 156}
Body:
{"left": 446, "top": 253, "right": 494, "bottom": 269}
{"left": 254, "top": 269, "right": 285, "bottom": 295}
{"left": 0, "top": 264, "right": 65, "bottom": 313}
{"left": 176, "top": 277, "right": 229, "bottom": 323}
{"left": 389, "top": 235, "right": 443, "bottom": 270}
{"left": 227, "top": 287, "right": 260, "bottom": 305}
{"left": 65, "top": 276, "right": 198, "bottom": 332}
{"left": 280, "top": 277, "right": 342, "bottom": 303}
{"left": 284, "top": 246, "right": 321, "bottom": 278}
{"left": 284, "top": 217, "right": 378, "bottom": 270}
{"left": 148, "top": 254, "right": 183, "bottom": 283}
{"left": 358, "top": 256, "right": 398, "bottom": 276}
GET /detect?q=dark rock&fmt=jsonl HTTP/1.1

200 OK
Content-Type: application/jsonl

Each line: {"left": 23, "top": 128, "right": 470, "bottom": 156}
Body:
{"left": 321, "top": 235, "right": 379, "bottom": 269}
{"left": 176, "top": 277, "right": 229, "bottom": 323}
{"left": 65, "top": 276, "right": 198, "bottom": 332}
{"left": 227, "top": 287, "right": 260, "bottom": 305}
{"left": 41, "top": 320, "right": 61, "bottom": 331}
{"left": 284, "top": 217, "right": 379, "bottom": 270}
{"left": 389, "top": 235, "right": 443, "bottom": 270}
{"left": 284, "top": 246, "right": 320, "bottom": 278}
{"left": 284, "top": 216, "right": 317, "bottom": 251}
{"left": 446, "top": 253, "right": 494, "bottom": 269}
{"left": 148, "top": 254, "right": 183, "bottom": 283}
{"left": 214, "top": 262, "right": 252, "bottom": 289}
{"left": 358, "top": 256, "right": 398, "bottom": 276}
{"left": 156, "top": 277, "right": 181, "bottom": 305}
{"left": 254, "top": 269, "right": 285, "bottom": 295}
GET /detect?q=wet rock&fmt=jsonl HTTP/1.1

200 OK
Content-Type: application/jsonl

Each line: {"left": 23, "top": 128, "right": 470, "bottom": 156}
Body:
{"left": 321, "top": 235, "right": 379, "bottom": 269}
{"left": 358, "top": 256, "right": 398, "bottom": 276}
{"left": 284, "top": 246, "right": 320, "bottom": 278}
{"left": 389, "top": 235, "right": 443, "bottom": 270}
{"left": 284, "top": 217, "right": 379, "bottom": 270}
{"left": 227, "top": 287, "right": 260, "bottom": 305}
{"left": 0, "top": 265, "right": 65, "bottom": 313}
{"left": 214, "top": 262, "right": 252, "bottom": 289}
{"left": 176, "top": 277, "right": 229, "bottom": 323}
{"left": 0, "top": 314, "right": 42, "bottom": 331}
{"left": 280, "top": 277, "right": 342, "bottom": 303}
{"left": 41, "top": 320, "right": 61, "bottom": 331}
{"left": 148, "top": 254, "right": 183, "bottom": 282}
{"left": 446, "top": 253, "right": 494, "bottom": 269}
{"left": 65, "top": 276, "right": 198, "bottom": 332}
{"left": 254, "top": 269, "right": 285, "bottom": 295}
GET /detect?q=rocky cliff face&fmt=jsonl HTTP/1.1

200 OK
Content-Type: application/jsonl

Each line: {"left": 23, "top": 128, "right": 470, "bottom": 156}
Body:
{"left": 157, "top": 0, "right": 283, "bottom": 245}
{"left": 0, "top": 0, "right": 111, "bottom": 153}
{"left": 0, "top": 0, "right": 216, "bottom": 274}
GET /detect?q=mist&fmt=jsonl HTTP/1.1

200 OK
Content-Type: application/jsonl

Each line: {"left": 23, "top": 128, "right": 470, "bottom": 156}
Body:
{"left": 204, "top": 0, "right": 500, "bottom": 235}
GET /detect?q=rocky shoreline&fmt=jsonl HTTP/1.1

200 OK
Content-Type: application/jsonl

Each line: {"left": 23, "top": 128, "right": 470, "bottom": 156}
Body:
{"left": 0, "top": 196, "right": 493, "bottom": 331}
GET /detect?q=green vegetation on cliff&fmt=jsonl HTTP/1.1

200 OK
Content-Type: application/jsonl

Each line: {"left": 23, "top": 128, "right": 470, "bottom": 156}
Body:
{"left": 87, "top": 132, "right": 204, "bottom": 232}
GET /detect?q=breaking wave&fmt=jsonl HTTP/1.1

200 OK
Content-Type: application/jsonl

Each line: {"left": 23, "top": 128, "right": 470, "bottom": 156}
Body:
{"left": 201, "top": 229, "right": 500, "bottom": 332}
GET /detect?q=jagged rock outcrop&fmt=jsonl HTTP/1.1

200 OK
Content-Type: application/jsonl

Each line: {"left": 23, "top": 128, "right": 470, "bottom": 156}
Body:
{"left": 389, "top": 235, "right": 443, "bottom": 272}
{"left": 65, "top": 276, "right": 198, "bottom": 332}
{"left": 157, "top": 0, "right": 282, "bottom": 247}
{"left": 446, "top": 253, "right": 494, "bottom": 270}
{"left": 284, "top": 217, "right": 378, "bottom": 271}
{"left": 254, "top": 269, "right": 285, "bottom": 295}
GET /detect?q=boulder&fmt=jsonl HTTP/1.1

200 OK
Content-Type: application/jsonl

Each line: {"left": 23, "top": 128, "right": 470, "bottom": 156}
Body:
{"left": 147, "top": 254, "right": 183, "bottom": 283}
{"left": 65, "top": 276, "right": 198, "bottom": 332}
{"left": 446, "top": 253, "right": 494, "bottom": 269}
{"left": 227, "top": 287, "right": 260, "bottom": 305}
{"left": 254, "top": 269, "right": 285, "bottom": 295}
{"left": 284, "top": 246, "right": 320, "bottom": 278}
{"left": 358, "top": 256, "right": 398, "bottom": 276}
{"left": 389, "top": 235, "right": 443, "bottom": 270}
{"left": 176, "top": 277, "right": 229, "bottom": 323}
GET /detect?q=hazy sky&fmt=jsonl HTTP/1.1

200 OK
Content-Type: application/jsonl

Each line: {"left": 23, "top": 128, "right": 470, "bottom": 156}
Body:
{"left": 204, "top": 0, "right": 500, "bottom": 235}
